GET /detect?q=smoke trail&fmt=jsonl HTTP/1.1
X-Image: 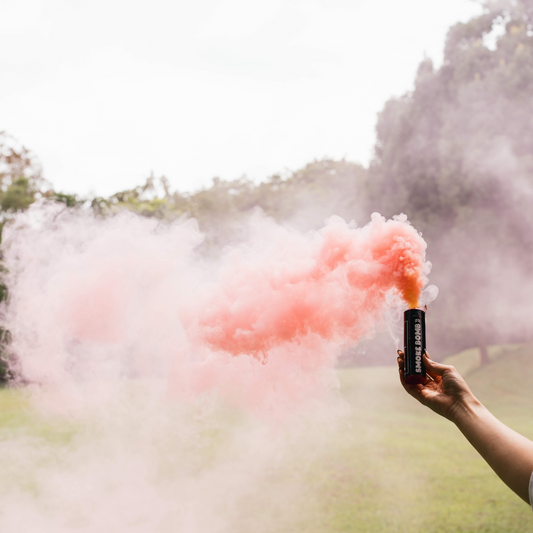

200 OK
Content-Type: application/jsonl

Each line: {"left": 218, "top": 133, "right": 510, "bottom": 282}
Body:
{"left": 193, "top": 212, "right": 428, "bottom": 358}
{"left": 0, "top": 204, "right": 430, "bottom": 531}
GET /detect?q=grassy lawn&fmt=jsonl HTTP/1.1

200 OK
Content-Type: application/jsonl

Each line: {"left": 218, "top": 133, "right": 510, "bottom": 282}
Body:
{"left": 294, "top": 343, "right": 533, "bottom": 533}
{"left": 0, "top": 344, "right": 531, "bottom": 532}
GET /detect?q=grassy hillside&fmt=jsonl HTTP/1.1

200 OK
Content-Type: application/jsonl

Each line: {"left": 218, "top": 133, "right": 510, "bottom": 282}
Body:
{"left": 0, "top": 345, "right": 531, "bottom": 532}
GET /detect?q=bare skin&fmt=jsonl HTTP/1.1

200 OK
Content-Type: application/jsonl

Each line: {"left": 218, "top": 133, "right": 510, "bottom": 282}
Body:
{"left": 397, "top": 350, "right": 533, "bottom": 505}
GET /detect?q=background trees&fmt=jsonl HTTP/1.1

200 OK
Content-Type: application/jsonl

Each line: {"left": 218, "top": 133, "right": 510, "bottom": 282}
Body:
{"left": 91, "top": 159, "right": 367, "bottom": 251}
{"left": 0, "top": 132, "right": 50, "bottom": 380}
{"left": 368, "top": 0, "right": 533, "bottom": 356}
{"left": 0, "top": 131, "right": 46, "bottom": 221}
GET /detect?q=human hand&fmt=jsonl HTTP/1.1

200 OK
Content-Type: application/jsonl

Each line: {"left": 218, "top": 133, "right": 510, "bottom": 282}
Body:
{"left": 397, "top": 350, "right": 479, "bottom": 422}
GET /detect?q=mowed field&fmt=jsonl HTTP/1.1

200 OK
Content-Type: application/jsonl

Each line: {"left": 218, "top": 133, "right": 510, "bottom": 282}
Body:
{"left": 298, "top": 344, "right": 533, "bottom": 533}
{"left": 0, "top": 344, "right": 532, "bottom": 532}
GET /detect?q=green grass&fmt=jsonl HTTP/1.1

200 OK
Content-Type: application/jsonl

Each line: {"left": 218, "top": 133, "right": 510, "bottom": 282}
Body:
{"left": 291, "top": 343, "right": 533, "bottom": 532}
{"left": 0, "top": 345, "right": 532, "bottom": 532}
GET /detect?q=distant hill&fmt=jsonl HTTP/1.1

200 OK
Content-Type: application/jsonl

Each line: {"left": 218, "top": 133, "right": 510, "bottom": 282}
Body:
{"left": 445, "top": 343, "right": 533, "bottom": 416}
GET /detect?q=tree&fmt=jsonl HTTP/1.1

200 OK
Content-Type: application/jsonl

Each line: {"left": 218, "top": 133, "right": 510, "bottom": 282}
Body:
{"left": 0, "top": 132, "right": 51, "bottom": 381}
{"left": 368, "top": 0, "right": 533, "bottom": 359}
{"left": 0, "top": 131, "right": 47, "bottom": 221}
{"left": 93, "top": 160, "right": 368, "bottom": 251}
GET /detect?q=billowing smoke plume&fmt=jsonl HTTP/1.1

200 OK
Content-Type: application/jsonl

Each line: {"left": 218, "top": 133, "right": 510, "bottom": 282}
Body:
{"left": 0, "top": 204, "right": 429, "bottom": 531}
{"left": 3, "top": 206, "right": 428, "bottom": 407}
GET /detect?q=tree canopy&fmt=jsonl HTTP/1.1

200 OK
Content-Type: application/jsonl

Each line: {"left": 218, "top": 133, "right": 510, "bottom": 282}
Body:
{"left": 369, "top": 0, "right": 533, "bottom": 355}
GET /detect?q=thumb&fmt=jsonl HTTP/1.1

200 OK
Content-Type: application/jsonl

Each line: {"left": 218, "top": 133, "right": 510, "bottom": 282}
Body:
{"left": 423, "top": 351, "right": 450, "bottom": 377}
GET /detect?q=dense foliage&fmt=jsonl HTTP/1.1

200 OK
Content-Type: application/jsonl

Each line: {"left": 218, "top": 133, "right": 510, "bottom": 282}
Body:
{"left": 0, "top": 132, "right": 47, "bottom": 380}
{"left": 368, "top": 0, "right": 533, "bottom": 356}
{"left": 91, "top": 160, "right": 367, "bottom": 250}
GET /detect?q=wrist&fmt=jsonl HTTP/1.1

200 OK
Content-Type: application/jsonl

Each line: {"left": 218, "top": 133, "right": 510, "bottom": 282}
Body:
{"left": 447, "top": 393, "right": 484, "bottom": 425}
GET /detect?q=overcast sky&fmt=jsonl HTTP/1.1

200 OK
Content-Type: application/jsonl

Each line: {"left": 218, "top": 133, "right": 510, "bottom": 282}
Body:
{"left": 0, "top": 0, "right": 482, "bottom": 196}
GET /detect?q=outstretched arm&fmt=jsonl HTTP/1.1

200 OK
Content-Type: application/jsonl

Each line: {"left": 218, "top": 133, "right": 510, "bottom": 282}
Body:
{"left": 397, "top": 350, "right": 533, "bottom": 505}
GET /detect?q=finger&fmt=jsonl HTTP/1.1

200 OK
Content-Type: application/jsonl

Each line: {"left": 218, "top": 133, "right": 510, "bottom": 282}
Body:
{"left": 397, "top": 350, "right": 404, "bottom": 369}
{"left": 398, "top": 350, "right": 430, "bottom": 385}
{"left": 423, "top": 351, "right": 452, "bottom": 378}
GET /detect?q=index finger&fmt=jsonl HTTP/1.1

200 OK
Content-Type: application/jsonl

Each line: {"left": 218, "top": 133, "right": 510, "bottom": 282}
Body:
{"left": 397, "top": 350, "right": 404, "bottom": 370}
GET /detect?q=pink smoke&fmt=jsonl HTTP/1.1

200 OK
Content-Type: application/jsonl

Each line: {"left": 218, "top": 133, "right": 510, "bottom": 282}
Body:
{"left": 2, "top": 207, "right": 429, "bottom": 417}
{"left": 193, "top": 213, "right": 428, "bottom": 359}
{"left": 0, "top": 206, "right": 433, "bottom": 532}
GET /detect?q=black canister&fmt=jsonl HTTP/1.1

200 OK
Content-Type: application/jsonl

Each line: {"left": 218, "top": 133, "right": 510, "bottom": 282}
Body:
{"left": 403, "top": 308, "right": 426, "bottom": 384}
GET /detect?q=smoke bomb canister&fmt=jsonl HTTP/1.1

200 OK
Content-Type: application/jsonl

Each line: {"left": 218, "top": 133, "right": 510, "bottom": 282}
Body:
{"left": 403, "top": 308, "right": 426, "bottom": 385}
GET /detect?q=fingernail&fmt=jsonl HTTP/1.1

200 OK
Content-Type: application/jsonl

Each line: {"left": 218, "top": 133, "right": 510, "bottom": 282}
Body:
{"left": 397, "top": 350, "right": 402, "bottom": 355}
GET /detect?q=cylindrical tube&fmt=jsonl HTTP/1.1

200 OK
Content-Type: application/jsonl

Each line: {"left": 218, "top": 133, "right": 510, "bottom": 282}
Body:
{"left": 403, "top": 308, "right": 426, "bottom": 384}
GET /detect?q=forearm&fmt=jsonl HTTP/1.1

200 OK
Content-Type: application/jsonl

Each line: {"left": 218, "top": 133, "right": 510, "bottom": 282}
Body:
{"left": 453, "top": 397, "right": 533, "bottom": 504}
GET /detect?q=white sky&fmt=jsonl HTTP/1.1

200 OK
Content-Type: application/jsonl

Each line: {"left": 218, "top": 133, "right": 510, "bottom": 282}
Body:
{"left": 0, "top": 0, "right": 483, "bottom": 197}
